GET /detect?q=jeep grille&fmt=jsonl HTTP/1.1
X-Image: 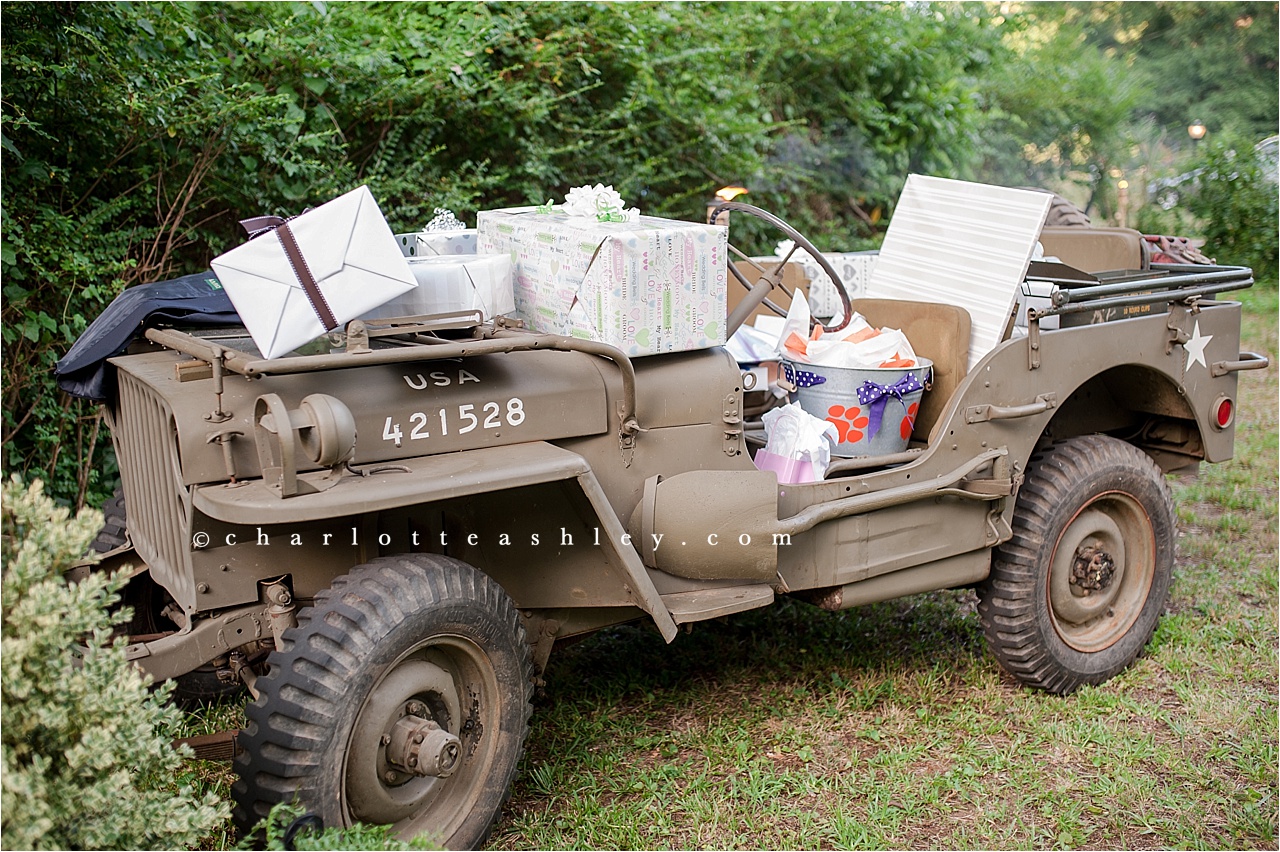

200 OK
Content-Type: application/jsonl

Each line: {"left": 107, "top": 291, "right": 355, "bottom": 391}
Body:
{"left": 115, "top": 370, "right": 195, "bottom": 612}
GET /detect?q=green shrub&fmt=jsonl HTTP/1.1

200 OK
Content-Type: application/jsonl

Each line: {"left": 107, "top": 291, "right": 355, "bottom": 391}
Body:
{"left": 0, "top": 476, "right": 227, "bottom": 850}
{"left": 1186, "top": 139, "right": 1279, "bottom": 279}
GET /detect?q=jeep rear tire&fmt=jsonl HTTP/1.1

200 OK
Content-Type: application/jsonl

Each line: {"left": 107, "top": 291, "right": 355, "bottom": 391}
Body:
{"left": 977, "top": 435, "right": 1174, "bottom": 694}
{"left": 231, "top": 554, "right": 533, "bottom": 850}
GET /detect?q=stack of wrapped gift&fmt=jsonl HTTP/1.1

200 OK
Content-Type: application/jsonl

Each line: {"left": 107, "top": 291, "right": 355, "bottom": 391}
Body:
{"left": 211, "top": 185, "right": 727, "bottom": 360}
{"left": 368, "top": 207, "right": 514, "bottom": 322}
{"left": 477, "top": 185, "right": 728, "bottom": 357}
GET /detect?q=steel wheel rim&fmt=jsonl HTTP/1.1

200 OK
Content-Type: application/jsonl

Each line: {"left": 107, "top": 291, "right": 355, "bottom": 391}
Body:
{"left": 344, "top": 634, "right": 501, "bottom": 841}
{"left": 1047, "top": 491, "right": 1156, "bottom": 653}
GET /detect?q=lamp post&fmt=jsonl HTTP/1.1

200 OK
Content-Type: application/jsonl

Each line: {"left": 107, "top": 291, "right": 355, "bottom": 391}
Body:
{"left": 707, "top": 186, "right": 748, "bottom": 226}
{"left": 1188, "top": 120, "right": 1207, "bottom": 150}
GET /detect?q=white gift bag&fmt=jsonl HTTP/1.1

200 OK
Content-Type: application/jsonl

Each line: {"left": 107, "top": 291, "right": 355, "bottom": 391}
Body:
{"left": 212, "top": 185, "right": 417, "bottom": 359}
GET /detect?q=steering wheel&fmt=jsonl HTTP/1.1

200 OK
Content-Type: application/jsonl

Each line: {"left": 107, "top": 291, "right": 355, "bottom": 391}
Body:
{"left": 710, "top": 201, "right": 853, "bottom": 337}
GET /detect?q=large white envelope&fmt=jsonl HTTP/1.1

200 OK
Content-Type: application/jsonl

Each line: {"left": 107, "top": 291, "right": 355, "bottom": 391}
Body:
{"left": 212, "top": 185, "right": 417, "bottom": 359}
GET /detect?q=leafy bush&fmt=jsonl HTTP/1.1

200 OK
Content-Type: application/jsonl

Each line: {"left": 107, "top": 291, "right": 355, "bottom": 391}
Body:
{"left": 1186, "top": 139, "right": 1279, "bottom": 278}
{"left": 0, "top": 476, "right": 227, "bottom": 850}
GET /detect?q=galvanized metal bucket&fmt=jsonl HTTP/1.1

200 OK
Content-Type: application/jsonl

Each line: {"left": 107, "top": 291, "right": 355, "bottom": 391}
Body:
{"left": 784, "top": 358, "right": 933, "bottom": 457}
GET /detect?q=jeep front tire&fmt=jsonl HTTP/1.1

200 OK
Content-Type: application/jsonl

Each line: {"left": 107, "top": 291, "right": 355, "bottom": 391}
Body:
{"left": 232, "top": 554, "right": 533, "bottom": 849}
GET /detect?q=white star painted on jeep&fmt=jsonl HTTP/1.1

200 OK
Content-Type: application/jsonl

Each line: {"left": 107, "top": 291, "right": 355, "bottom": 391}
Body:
{"left": 1185, "top": 320, "right": 1213, "bottom": 370}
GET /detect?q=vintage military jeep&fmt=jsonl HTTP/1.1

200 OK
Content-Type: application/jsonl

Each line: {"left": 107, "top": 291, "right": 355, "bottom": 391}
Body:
{"left": 86, "top": 204, "right": 1266, "bottom": 848}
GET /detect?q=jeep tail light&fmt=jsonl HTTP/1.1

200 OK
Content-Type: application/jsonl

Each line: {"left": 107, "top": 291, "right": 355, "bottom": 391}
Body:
{"left": 1212, "top": 395, "right": 1234, "bottom": 430}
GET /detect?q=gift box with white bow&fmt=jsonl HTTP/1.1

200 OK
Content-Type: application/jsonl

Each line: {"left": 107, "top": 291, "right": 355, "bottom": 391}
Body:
{"left": 395, "top": 208, "right": 479, "bottom": 257}
{"left": 476, "top": 185, "right": 728, "bottom": 356}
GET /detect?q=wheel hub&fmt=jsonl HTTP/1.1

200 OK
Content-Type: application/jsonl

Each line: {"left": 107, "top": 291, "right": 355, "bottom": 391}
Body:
{"left": 1069, "top": 544, "right": 1116, "bottom": 594}
{"left": 1048, "top": 493, "right": 1157, "bottom": 654}
{"left": 386, "top": 711, "right": 462, "bottom": 779}
{"left": 345, "top": 659, "right": 462, "bottom": 826}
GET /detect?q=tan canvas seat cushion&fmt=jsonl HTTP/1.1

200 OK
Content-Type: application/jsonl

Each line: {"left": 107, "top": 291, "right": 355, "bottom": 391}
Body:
{"left": 848, "top": 298, "right": 971, "bottom": 442}
{"left": 1038, "top": 227, "right": 1149, "bottom": 274}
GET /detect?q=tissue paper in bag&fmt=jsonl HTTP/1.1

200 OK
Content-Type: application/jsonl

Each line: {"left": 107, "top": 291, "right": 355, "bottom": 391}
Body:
{"left": 753, "top": 402, "right": 838, "bottom": 484}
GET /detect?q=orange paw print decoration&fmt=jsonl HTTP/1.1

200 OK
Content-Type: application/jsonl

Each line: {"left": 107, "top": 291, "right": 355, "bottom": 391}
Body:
{"left": 899, "top": 401, "right": 920, "bottom": 441}
{"left": 827, "top": 405, "right": 870, "bottom": 444}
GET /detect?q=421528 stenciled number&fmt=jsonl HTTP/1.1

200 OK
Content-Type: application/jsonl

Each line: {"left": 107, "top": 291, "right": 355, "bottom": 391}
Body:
{"left": 382, "top": 398, "right": 526, "bottom": 446}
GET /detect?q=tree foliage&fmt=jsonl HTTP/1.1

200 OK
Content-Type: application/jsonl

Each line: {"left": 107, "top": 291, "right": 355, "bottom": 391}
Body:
{"left": 975, "top": 11, "right": 1139, "bottom": 197}
{"left": 1187, "top": 139, "right": 1280, "bottom": 275}
{"left": 0, "top": 477, "right": 228, "bottom": 849}
{"left": 1, "top": 2, "right": 1275, "bottom": 507}
{"left": 1030, "top": 1, "right": 1279, "bottom": 144}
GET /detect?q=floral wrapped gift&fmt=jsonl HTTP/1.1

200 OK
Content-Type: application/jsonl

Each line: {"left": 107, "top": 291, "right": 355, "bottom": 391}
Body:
{"left": 477, "top": 185, "right": 728, "bottom": 356}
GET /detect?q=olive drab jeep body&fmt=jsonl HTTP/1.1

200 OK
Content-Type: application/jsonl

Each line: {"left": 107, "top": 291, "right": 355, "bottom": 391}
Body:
{"left": 87, "top": 205, "right": 1267, "bottom": 848}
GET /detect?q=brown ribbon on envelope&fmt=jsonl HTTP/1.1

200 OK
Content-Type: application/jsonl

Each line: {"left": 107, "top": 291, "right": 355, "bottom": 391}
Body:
{"left": 240, "top": 214, "right": 339, "bottom": 332}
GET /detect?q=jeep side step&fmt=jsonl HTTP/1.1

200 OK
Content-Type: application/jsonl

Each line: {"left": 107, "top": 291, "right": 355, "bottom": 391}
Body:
{"left": 661, "top": 584, "right": 774, "bottom": 624}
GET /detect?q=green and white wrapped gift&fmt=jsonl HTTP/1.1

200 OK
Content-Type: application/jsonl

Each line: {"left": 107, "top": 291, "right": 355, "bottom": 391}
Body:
{"left": 476, "top": 184, "right": 728, "bottom": 357}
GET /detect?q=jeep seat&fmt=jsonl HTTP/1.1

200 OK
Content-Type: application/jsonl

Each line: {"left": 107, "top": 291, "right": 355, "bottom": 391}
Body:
{"left": 847, "top": 298, "right": 971, "bottom": 443}
{"left": 1038, "top": 227, "right": 1150, "bottom": 274}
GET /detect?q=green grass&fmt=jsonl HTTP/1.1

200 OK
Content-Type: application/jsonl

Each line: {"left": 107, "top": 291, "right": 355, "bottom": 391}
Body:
{"left": 492, "top": 287, "right": 1279, "bottom": 851}
{"left": 182, "top": 288, "right": 1278, "bottom": 850}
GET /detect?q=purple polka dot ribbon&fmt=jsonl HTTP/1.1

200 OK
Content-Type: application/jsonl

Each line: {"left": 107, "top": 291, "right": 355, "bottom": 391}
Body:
{"left": 783, "top": 362, "right": 826, "bottom": 388}
{"left": 856, "top": 372, "right": 926, "bottom": 440}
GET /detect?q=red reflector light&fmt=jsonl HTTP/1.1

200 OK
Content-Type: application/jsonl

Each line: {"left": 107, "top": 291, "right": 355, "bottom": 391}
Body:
{"left": 1214, "top": 397, "right": 1234, "bottom": 429}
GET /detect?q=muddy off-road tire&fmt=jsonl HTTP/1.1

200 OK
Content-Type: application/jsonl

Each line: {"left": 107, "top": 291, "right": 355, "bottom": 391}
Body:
{"left": 232, "top": 555, "right": 533, "bottom": 850}
{"left": 977, "top": 435, "right": 1174, "bottom": 694}
{"left": 89, "top": 488, "right": 129, "bottom": 554}
{"left": 1043, "top": 193, "right": 1092, "bottom": 228}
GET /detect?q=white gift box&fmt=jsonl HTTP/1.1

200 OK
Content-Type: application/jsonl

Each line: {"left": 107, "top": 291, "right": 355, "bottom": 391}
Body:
{"left": 476, "top": 208, "right": 728, "bottom": 356}
{"left": 866, "top": 175, "right": 1050, "bottom": 371}
{"left": 361, "top": 254, "right": 514, "bottom": 321}
{"left": 212, "top": 185, "right": 416, "bottom": 359}
{"left": 762, "top": 250, "right": 879, "bottom": 318}
{"left": 395, "top": 230, "right": 478, "bottom": 257}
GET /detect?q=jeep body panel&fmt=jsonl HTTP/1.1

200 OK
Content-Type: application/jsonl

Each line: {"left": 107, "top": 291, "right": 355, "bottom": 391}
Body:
{"left": 773, "top": 295, "right": 1247, "bottom": 601}
{"left": 103, "top": 261, "right": 1259, "bottom": 685}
